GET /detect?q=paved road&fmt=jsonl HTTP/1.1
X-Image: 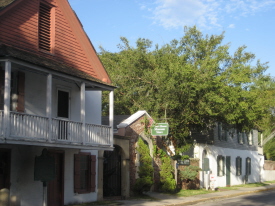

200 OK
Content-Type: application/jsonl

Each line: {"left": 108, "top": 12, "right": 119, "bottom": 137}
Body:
{"left": 194, "top": 190, "right": 275, "bottom": 206}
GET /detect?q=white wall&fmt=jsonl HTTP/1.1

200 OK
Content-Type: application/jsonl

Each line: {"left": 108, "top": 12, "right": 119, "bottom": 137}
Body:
{"left": 0, "top": 145, "right": 99, "bottom": 206}
{"left": 64, "top": 149, "right": 98, "bottom": 205}
{"left": 85, "top": 91, "right": 102, "bottom": 125}
{"left": 25, "top": 71, "right": 47, "bottom": 116}
{"left": 263, "top": 170, "right": 275, "bottom": 182}
{"left": 196, "top": 144, "right": 261, "bottom": 188}
{"left": 24, "top": 70, "right": 102, "bottom": 124}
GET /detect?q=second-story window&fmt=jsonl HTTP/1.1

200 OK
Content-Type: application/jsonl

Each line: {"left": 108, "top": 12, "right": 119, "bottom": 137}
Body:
{"left": 39, "top": 2, "right": 54, "bottom": 52}
{"left": 247, "top": 131, "right": 253, "bottom": 146}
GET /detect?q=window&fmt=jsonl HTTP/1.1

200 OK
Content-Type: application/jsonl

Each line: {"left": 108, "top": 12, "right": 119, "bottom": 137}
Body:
{"left": 218, "top": 123, "right": 228, "bottom": 141}
{"left": 247, "top": 131, "right": 253, "bottom": 146}
{"left": 237, "top": 132, "right": 245, "bottom": 144}
{"left": 39, "top": 1, "right": 54, "bottom": 52}
{"left": 74, "top": 153, "right": 96, "bottom": 193}
{"left": 246, "top": 157, "right": 251, "bottom": 175}
{"left": 217, "top": 155, "right": 225, "bottom": 176}
{"left": 236, "top": 156, "right": 242, "bottom": 176}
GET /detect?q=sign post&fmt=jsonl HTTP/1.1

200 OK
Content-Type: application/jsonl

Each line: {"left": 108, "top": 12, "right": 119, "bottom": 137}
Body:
{"left": 151, "top": 123, "right": 169, "bottom": 136}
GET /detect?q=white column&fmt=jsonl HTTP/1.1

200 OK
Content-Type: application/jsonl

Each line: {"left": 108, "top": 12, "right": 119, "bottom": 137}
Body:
{"left": 109, "top": 90, "right": 114, "bottom": 146}
{"left": 46, "top": 74, "right": 52, "bottom": 141}
{"left": 4, "top": 61, "right": 11, "bottom": 137}
{"left": 81, "top": 82, "right": 86, "bottom": 144}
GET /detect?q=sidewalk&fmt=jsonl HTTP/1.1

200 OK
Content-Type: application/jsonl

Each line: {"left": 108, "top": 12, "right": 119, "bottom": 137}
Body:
{"left": 115, "top": 184, "right": 275, "bottom": 206}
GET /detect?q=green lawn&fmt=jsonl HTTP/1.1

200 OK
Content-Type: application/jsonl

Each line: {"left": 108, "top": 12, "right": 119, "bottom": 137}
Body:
{"left": 175, "top": 188, "right": 216, "bottom": 197}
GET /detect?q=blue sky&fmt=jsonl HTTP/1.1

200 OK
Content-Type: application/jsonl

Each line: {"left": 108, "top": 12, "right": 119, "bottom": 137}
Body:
{"left": 68, "top": 0, "right": 275, "bottom": 77}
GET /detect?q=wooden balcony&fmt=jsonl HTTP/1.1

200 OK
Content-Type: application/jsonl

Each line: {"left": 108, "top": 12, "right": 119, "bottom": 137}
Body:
{"left": 0, "top": 111, "right": 112, "bottom": 149}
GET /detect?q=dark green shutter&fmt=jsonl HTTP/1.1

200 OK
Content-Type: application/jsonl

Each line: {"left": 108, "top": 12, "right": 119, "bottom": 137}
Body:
{"left": 217, "top": 156, "right": 220, "bottom": 176}
{"left": 223, "top": 156, "right": 225, "bottom": 175}
{"left": 240, "top": 157, "right": 242, "bottom": 175}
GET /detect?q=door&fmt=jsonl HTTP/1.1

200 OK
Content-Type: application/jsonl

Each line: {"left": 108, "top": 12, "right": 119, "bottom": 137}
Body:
{"left": 0, "top": 149, "right": 11, "bottom": 190}
{"left": 48, "top": 151, "right": 64, "bottom": 206}
{"left": 226, "top": 156, "right": 231, "bottom": 186}
{"left": 57, "top": 90, "right": 69, "bottom": 140}
{"left": 103, "top": 146, "right": 121, "bottom": 197}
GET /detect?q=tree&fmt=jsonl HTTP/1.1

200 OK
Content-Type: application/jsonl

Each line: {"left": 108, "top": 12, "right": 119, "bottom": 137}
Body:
{"left": 100, "top": 26, "right": 275, "bottom": 146}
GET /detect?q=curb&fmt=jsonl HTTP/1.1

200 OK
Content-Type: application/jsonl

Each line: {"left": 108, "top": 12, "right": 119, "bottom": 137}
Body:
{"left": 164, "top": 187, "right": 275, "bottom": 206}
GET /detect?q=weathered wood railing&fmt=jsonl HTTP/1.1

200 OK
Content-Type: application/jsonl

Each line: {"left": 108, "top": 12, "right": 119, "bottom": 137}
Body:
{"left": 0, "top": 111, "right": 111, "bottom": 146}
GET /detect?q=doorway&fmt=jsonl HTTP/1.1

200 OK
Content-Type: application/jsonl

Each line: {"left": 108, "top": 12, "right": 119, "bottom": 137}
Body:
{"left": 0, "top": 149, "right": 11, "bottom": 190}
{"left": 47, "top": 151, "right": 64, "bottom": 206}
{"left": 103, "top": 146, "right": 122, "bottom": 197}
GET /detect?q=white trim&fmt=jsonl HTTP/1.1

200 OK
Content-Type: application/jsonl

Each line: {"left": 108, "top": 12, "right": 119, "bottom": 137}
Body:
{"left": 4, "top": 61, "right": 11, "bottom": 137}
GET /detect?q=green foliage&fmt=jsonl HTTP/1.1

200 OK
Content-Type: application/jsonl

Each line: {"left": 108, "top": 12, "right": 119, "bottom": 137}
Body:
{"left": 100, "top": 26, "right": 275, "bottom": 145}
{"left": 172, "top": 154, "right": 189, "bottom": 160}
{"left": 134, "top": 138, "right": 153, "bottom": 194}
{"left": 159, "top": 155, "right": 176, "bottom": 192}
{"left": 264, "top": 137, "right": 275, "bottom": 160}
{"left": 155, "top": 147, "right": 177, "bottom": 192}
{"left": 179, "top": 165, "right": 202, "bottom": 181}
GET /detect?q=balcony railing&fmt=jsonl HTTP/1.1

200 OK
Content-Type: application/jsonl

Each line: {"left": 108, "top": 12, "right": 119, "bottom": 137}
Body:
{"left": 0, "top": 111, "right": 112, "bottom": 147}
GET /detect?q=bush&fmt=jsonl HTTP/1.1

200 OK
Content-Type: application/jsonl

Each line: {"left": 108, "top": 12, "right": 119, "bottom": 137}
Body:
{"left": 159, "top": 152, "right": 176, "bottom": 192}
{"left": 134, "top": 138, "right": 153, "bottom": 194}
{"left": 179, "top": 165, "right": 201, "bottom": 181}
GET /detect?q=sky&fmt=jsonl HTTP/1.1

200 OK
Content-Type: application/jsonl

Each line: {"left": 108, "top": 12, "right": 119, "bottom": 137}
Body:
{"left": 68, "top": 0, "right": 275, "bottom": 77}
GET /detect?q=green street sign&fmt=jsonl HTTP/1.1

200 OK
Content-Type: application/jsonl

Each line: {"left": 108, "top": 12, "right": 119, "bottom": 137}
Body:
{"left": 151, "top": 123, "right": 169, "bottom": 136}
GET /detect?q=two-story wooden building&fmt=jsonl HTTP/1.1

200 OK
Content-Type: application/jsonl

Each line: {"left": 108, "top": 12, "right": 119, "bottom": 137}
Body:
{"left": 0, "top": 0, "right": 115, "bottom": 205}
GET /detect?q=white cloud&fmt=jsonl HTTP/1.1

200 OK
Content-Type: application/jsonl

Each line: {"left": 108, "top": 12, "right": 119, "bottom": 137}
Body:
{"left": 228, "top": 24, "right": 235, "bottom": 28}
{"left": 143, "top": 0, "right": 275, "bottom": 29}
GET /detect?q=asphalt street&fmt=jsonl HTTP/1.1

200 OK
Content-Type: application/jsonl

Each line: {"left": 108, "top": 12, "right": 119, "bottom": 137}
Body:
{"left": 194, "top": 190, "right": 275, "bottom": 206}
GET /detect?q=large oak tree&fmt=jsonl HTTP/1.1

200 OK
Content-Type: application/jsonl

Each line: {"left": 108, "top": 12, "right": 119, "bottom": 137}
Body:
{"left": 100, "top": 26, "right": 275, "bottom": 146}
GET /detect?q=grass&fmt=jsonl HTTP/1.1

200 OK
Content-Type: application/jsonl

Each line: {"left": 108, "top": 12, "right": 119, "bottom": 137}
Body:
{"left": 233, "top": 182, "right": 269, "bottom": 188}
{"left": 66, "top": 201, "right": 122, "bottom": 206}
{"left": 175, "top": 188, "right": 216, "bottom": 197}
{"left": 263, "top": 180, "right": 275, "bottom": 184}
{"left": 67, "top": 181, "right": 275, "bottom": 205}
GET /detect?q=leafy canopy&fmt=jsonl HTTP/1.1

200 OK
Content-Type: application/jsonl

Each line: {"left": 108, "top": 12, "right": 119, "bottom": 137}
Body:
{"left": 100, "top": 26, "right": 275, "bottom": 145}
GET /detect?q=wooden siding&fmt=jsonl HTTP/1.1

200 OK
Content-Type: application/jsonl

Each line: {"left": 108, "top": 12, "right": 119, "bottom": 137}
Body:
{"left": 0, "top": 0, "right": 110, "bottom": 83}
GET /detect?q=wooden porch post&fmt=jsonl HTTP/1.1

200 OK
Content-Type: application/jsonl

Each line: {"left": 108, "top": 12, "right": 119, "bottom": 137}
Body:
{"left": 4, "top": 61, "right": 11, "bottom": 137}
{"left": 47, "top": 74, "right": 52, "bottom": 141}
{"left": 80, "top": 82, "right": 85, "bottom": 144}
{"left": 109, "top": 90, "right": 114, "bottom": 146}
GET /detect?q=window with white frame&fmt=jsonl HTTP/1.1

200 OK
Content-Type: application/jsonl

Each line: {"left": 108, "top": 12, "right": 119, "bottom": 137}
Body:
{"left": 246, "top": 157, "right": 251, "bottom": 175}
{"left": 217, "top": 155, "right": 225, "bottom": 176}
{"left": 236, "top": 156, "right": 242, "bottom": 176}
{"left": 247, "top": 131, "right": 253, "bottom": 146}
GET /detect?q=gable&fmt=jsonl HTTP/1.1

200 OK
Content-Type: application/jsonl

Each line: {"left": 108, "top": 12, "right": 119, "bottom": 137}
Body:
{"left": 0, "top": 0, "right": 111, "bottom": 84}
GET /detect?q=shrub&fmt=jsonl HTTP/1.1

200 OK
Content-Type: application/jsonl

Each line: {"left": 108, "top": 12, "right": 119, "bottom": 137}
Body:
{"left": 159, "top": 155, "right": 176, "bottom": 192}
{"left": 179, "top": 165, "right": 201, "bottom": 181}
{"left": 134, "top": 138, "right": 153, "bottom": 194}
